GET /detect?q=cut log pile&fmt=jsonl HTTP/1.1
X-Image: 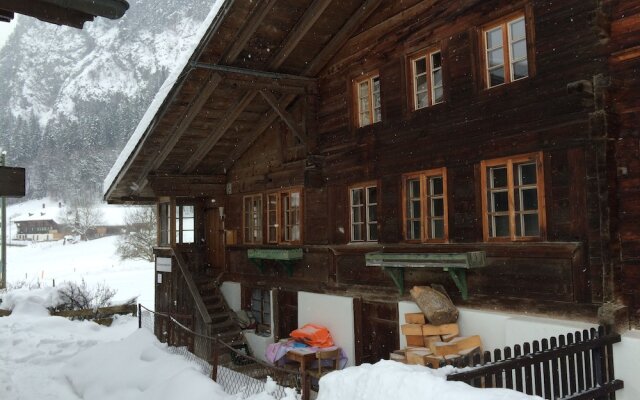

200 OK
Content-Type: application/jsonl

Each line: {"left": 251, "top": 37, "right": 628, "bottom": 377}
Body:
{"left": 390, "top": 286, "right": 482, "bottom": 367}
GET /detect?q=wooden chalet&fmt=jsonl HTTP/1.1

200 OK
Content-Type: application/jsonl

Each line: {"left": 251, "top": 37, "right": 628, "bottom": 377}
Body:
{"left": 104, "top": 0, "right": 639, "bottom": 381}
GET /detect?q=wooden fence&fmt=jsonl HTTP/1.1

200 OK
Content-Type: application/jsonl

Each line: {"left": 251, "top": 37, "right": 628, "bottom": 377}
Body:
{"left": 446, "top": 326, "right": 623, "bottom": 400}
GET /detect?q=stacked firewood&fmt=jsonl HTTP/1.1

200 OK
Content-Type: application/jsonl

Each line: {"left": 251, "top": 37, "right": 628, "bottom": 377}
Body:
{"left": 390, "top": 286, "right": 482, "bottom": 367}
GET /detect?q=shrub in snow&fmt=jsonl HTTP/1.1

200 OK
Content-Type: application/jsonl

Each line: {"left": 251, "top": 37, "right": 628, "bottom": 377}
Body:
{"left": 51, "top": 279, "right": 120, "bottom": 318}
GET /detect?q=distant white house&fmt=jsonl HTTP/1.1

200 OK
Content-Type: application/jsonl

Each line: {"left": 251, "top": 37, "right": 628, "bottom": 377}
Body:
{"left": 13, "top": 208, "right": 64, "bottom": 242}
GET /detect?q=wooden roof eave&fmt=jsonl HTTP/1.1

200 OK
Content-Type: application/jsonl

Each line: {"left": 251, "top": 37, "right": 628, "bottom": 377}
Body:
{"left": 0, "top": 0, "right": 129, "bottom": 28}
{"left": 103, "top": 0, "right": 236, "bottom": 204}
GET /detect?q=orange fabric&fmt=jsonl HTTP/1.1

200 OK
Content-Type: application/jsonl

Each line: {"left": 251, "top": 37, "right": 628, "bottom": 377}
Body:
{"left": 290, "top": 324, "right": 335, "bottom": 348}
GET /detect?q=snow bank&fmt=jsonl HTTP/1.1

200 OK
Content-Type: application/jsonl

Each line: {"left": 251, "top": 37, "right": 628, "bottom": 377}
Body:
{"left": 317, "top": 360, "right": 542, "bottom": 400}
{"left": 0, "top": 286, "right": 60, "bottom": 314}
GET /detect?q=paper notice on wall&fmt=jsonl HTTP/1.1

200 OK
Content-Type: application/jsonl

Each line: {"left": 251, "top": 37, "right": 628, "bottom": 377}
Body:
{"left": 156, "top": 257, "right": 171, "bottom": 272}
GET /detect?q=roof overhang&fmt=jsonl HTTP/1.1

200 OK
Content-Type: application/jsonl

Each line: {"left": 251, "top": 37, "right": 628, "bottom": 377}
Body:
{"left": 0, "top": 0, "right": 129, "bottom": 28}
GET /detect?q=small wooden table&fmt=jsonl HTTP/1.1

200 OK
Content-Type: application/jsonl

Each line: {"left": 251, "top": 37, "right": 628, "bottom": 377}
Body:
{"left": 285, "top": 348, "right": 316, "bottom": 400}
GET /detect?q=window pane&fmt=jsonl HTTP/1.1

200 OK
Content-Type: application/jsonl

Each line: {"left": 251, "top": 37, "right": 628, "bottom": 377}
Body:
{"left": 351, "top": 188, "right": 363, "bottom": 206}
{"left": 408, "top": 199, "right": 420, "bottom": 218}
{"left": 431, "top": 52, "right": 442, "bottom": 69}
{"left": 183, "top": 218, "right": 194, "bottom": 231}
{"left": 512, "top": 60, "right": 528, "bottom": 80}
{"left": 518, "top": 163, "right": 537, "bottom": 185}
{"left": 432, "top": 69, "right": 442, "bottom": 88}
{"left": 367, "top": 187, "right": 377, "bottom": 204}
{"left": 368, "top": 224, "right": 378, "bottom": 241}
{"left": 432, "top": 198, "right": 444, "bottom": 217}
{"left": 511, "top": 39, "right": 527, "bottom": 61}
{"left": 522, "top": 188, "right": 538, "bottom": 210}
{"left": 486, "top": 27, "right": 503, "bottom": 49}
{"left": 368, "top": 205, "right": 377, "bottom": 222}
{"left": 523, "top": 214, "right": 540, "bottom": 236}
{"left": 414, "top": 57, "right": 427, "bottom": 75}
{"left": 360, "top": 111, "right": 370, "bottom": 126}
{"left": 489, "top": 67, "right": 505, "bottom": 86}
{"left": 352, "top": 225, "right": 362, "bottom": 241}
{"left": 373, "top": 77, "right": 380, "bottom": 93}
{"left": 491, "top": 167, "right": 508, "bottom": 188}
{"left": 488, "top": 48, "right": 504, "bottom": 68}
{"left": 183, "top": 206, "right": 194, "bottom": 218}
{"left": 493, "top": 191, "right": 509, "bottom": 212}
{"left": 359, "top": 81, "right": 369, "bottom": 97}
{"left": 493, "top": 215, "right": 510, "bottom": 237}
{"left": 352, "top": 206, "right": 363, "bottom": 223}
{"left": 416, "top": 92, "right": 428, "bottom": 109}
{"left": 411, "top": 221, "right": 421, "bottom": 239}
{"left": 430, "top": 176, "right": 443, "bottom": 195}
{"left": 183, "top": 231, "right": 194, "bottom": 243}
{"left": 432, "top": 219, "right": 444, "bottom": 239}
{"left": 374, "top": 106, "right": 382, "bottom": 123}
{"left": 433, "top": 87, "right": 444, "bottom": 104}
{"left": 291, "top": 192, "right": 300, "bottom": 207}
{"left": 410, "top": 180, "right": 420, "bottom": 197}
{"left": 416, "top": 74, "right": 428, "bottom": 93}
{"left": 510, "top": 18, "right": 526, "bottom": 41}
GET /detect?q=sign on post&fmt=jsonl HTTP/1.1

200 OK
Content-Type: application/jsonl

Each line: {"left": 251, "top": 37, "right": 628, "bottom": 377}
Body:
{"left": 0, "top": 166, "right": 26, "bottom": 197}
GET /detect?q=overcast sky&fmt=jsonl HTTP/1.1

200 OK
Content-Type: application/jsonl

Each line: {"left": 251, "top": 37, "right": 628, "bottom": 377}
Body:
{"left": 0, "top": 18, "right": 17, "bottom": 51}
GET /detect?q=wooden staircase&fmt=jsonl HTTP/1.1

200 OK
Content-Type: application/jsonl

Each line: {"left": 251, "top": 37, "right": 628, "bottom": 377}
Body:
{"left": 195, "top": 277, "right": 246, "bottom": 348}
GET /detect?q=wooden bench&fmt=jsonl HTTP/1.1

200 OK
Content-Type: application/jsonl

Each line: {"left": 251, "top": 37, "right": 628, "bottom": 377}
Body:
{"left": 365, "top": 252, "right": 487, "bottom": 300}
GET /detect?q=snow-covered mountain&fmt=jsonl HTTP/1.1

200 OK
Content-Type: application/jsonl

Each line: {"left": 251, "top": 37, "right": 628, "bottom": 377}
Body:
{"left": 0, "top": 0, "right": 214, "bottom": 200}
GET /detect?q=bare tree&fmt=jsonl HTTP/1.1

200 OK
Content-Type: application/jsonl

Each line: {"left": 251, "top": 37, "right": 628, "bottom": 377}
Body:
{"left": 61, "top": 194, "right": 104, "bottom": 240}
{"left": 116, "top": 207, "right": 156, "bottom": 262}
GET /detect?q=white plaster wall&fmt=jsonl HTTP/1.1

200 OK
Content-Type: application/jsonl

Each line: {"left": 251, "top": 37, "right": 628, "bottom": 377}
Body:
{"left": 219, "top": 282, "right": 275, "bottom": 362}
{"left": 613, "top": 330, "right": 640, "bottom": 400}
{"left": 219, "top": 281, "right": 241, "bottom": 311}
{"left": 398, "top": 302, "right": 638, "bottom": 400}
{"left": 297, "top": 292, "right": 356, "bottom": 367}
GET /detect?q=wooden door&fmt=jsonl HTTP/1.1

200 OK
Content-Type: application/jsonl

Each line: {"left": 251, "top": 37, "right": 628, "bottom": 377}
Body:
{"left": 275, "top": 290, "right": 298, "bottom": 341}
{"left": 354, "top": 299, "right": 399, "bottom": 365}
{"left": 205, "top": 206, "right": 224, "bottom": 270}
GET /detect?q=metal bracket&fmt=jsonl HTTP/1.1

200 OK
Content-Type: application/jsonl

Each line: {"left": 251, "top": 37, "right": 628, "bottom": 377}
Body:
{"left": 444, "top": 267, "right": 468, "bottom": 300}
{"left": 382, "top": 267, "right": 404, "bottom": 295}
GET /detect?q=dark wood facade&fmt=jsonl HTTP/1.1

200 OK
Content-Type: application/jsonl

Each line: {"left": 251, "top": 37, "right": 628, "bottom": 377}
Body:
{"left": 106, "top": 0, "right": 640, "bottom": 347}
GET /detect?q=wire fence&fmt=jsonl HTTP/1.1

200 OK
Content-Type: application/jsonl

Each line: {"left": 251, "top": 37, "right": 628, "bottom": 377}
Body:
{"left": 138, "top": 304, "right": 302, "bottom": 399}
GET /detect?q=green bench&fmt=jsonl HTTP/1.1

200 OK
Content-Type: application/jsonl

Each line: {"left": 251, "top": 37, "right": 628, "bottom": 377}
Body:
{"left": 365, "top": 251, "right": 487, "bottom": 300}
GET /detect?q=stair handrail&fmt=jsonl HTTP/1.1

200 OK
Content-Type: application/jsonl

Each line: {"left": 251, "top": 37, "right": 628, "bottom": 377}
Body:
{"left": 171, "top": 248, "right": 213, "bottom": 327}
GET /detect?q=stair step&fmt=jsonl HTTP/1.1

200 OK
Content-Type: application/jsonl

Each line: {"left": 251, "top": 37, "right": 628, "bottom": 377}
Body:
{"left": 210, "top": 319, "right": 235, "bottom": 330}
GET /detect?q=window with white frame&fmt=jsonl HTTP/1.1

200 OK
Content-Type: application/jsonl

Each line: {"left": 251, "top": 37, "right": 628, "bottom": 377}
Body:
{"left": 483, "top": 14, "right": 529, "bottom": 88}
{"left": 243, "top": 194, "right": 263, "bottom": 244}
{"left": 175, "top": 204, "right": 194, "bottom": 244}
{"left": 350, "top": 183, "right": 378, "bottom": 242}
{"left": 266, "top": 188, "right": 302, "bottom": 244}
{"left": 355, "top": 73, "right": 381, "bottom": 127}
{"left": 412, "top": 49, "right": 443, "bottom": 109}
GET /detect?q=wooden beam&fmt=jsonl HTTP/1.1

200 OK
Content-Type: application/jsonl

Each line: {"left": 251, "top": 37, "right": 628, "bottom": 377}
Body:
{"left": 0, "top": 0, "right": 91, "bottom": 28}
{"left": 0, "top": 9, "right": 13, "bottom": 22}
{"left": 304, "top": 0, "right": 384, "bottom": 77}
{"left": 259, "top": 90, "right": 306, "bottom": 145}
{"left": 269, "top": 0, "right": 333, "bottom": 69}
{"left": 148, "top": 174, "right": 226, "bottom": 197}
{"left": 224, "top": 78, "right": 308, "bottom": 95}
{"left": 225, "top": 0, "right": 384, "bottom": 166}
{"left": 132, "top": 73, "right": 223, "bottom": 193}
{"left": 182, "top": 91, "right": 258, "bottom": 173}
{"left": 222, "top": 0, "right": 278, "bottom": 64}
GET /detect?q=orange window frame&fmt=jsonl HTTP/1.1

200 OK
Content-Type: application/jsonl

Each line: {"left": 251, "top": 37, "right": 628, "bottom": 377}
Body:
{"left": 402, "top": 168, "right": 449, "bottom": 243}
{"left": 481, "top": 11, "right": 532, "bottom": 88}
{"left": 410, "top": 48, "right": 443, "bottom": 110}
{"left": 266, "top": 188, "right": 303, "bottom": 245}
{"left": 480, "top": 152, "right": 546, "bottom": 242}
{"left": 353, "top": 71, "right": 381, "bottom": 127}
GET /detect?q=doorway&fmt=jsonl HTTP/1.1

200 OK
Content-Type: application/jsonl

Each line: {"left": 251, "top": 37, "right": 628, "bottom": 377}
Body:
{"left": 354, "top": 299, "right": 399, "bottom": 365}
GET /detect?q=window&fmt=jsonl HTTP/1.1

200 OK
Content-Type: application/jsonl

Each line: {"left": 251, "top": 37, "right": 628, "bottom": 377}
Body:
{"left": 158, "top": 203, "right": 170, "bottom": 246}
{"left": 243, "top": 194, "right": 263, "bottom": 244}
{"left": 243, "top": 287, "right": 271, "bottom": 334}
{"left": 175, "top": 204, "right": 194, "bottom": 244}
{"left": 266, "top": 188, "right": 302, "bottom": 244}
{"left": 483, "top": 14, "right": 529, "bottom": 88}
{"left": 350, "top": 183, "right": 378, "bottom": 242}
{"left": 354, "top": 73, "right": 381, "bottom": 127}
{"left": 403, "top": 168, "right": 448, "bottom": 242}
{"left": 411, "top": 49, "right": 443, "bottom": 109}
{"left": 480, "top": 152, "right": 546, "bottom": 241}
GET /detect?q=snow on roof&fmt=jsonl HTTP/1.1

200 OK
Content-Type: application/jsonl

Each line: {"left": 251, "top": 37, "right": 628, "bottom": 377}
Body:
{"left": 8, "top": 197, "right": 148, "bottom": 226}
{"left": 102, "top": 0, "right": 227, "bottom": 198}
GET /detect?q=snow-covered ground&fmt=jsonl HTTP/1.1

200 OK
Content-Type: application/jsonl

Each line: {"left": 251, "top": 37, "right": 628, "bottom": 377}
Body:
{"left": 6, "top": 235, "right": 154, "bottom": 308}
{"left": 0, "top": 203, "right": 539, "bottom": 400}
